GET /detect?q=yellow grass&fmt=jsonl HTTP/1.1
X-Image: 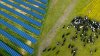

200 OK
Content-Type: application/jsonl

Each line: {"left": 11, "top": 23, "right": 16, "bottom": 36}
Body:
{"left": 81, "top": 0, "right": 100, "bottom": 22}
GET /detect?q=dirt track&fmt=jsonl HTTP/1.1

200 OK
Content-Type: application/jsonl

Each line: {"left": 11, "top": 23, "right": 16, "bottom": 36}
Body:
{"left": 38, "top": 0, "right": 78, "bottom": 56}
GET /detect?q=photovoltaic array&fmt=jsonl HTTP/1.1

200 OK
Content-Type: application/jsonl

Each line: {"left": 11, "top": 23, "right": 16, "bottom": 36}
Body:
{"left": 0, "top": 0, "right": 48, "bottom": 56}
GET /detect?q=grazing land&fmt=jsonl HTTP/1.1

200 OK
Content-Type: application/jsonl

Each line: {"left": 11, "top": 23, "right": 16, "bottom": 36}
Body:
{"left": 39, "top": 0, "right": 100, "bottom": 56}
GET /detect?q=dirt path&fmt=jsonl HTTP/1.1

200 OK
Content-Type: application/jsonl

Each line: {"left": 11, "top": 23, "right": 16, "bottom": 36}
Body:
{"left": 50, "top": 0, "right": 57, "bottom": 8}
{"left": 38, "top": 0, "right": 78, "bottom": 56}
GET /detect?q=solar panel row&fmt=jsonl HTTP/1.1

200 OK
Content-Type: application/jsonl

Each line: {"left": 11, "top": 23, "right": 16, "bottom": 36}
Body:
{"left": 0, "top": 29, "right": 34, "bottom": 54}
{"left": 0, "top": 19, "right": 37, "bottom": 44}
{"left": 0, "top": 41, "right": 21, "bottom": 56}
{"left": 0, "top": 11, "right": 40, "bottom": 35}
{"left": 39, "top": 0, "right": 48, "bottom": 4}
{"left": 0, "top": 4, "right": 42, "bottom": 27}
{"left": 27, "top": 0, "right": 47, "bottom": 8}
{"left": 14, "top": 0, "right": 46, "bottom": 14}
{"left": 3, "top": 0, "right": 44, "bottom": 19}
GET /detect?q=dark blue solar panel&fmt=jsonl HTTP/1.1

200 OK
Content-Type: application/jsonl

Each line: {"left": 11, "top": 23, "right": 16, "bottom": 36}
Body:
{"left": 14, "top": 0, "right": 46, "bottom": 14}
{"left": 27, "top": 0, "right": 47, "bottom": 8}
{"left": 0, "top": 11, "right": 40, "bottom": 35}
{"left": 0, "top": 19, "right": 37, "bottom": 43}
{"left": 0, "top": 41, "right": 21, "bottom": 56}
{"left": 3, "top": 0, "right": 44, "bottom": 19}
{"left": 0, "top": 29, "right": 34, "bottom": 54}
{"left": 0, "top": 4, "right": 42, "bottom": 27}
{"left": 39, "top": 0, "right": 48, "bottom": 4}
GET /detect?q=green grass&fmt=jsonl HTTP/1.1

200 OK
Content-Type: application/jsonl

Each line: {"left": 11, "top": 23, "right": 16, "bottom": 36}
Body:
{"left": 35, "top": 0, "right": 71, "bottom": 55}
{"left": 0, "top": 48, "right": 11, "bottom": 56}
{"left": 41, "top": 0, "right": 96, "bottom": 56}
{"left": 40, "top": 0, "right": 71, "bottom": 39}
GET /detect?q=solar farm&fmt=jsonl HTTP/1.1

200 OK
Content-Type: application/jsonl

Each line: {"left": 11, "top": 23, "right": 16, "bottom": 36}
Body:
{"left": 0, "top": 0, "right": 48, "bottom": 56}
{"left": 0, "top": 0, "right": 100, "bottom": 56}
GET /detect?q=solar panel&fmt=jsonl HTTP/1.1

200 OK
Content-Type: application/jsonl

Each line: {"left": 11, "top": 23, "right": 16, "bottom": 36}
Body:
{"left": 0, "top": 29, "right": 34, "bottom": 54}
{"left": 0, "top": 19, "right": 37, "bottom": 43}
{"left": 0, "top": 4, "right": 42, "bottom": 27}
{"left": 2, "top": 0, "right": 44, "bottom": 19}
{"left": 0, "top": 11, "right": 40, "bottom": 35}
{"left": 27, "top": 0, "right": 47, "bottom": 8}
{"left": 14, "top": 0, "right": 46, "bottom": 14}
{"left": 39, "top": 0, "right": 48, "bottom": 4}
{"left": 0, "top": 0, "right": 48, "bottom": 55}
{"left": 0, "top": 41, "right": 21, "bottom": 56}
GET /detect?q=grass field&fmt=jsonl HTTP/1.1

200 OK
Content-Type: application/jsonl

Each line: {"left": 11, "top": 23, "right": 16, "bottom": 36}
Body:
{"left": 40, "top": 0, "right": 71, "bottom": 39}
{"left": 36, "top": 0, "right": 71, "bottom": 55}
{"left": 81, "top": 0, "right": 100, "bottom": 21}
{"left": 40, "top": 0, "right": 100, "bottom": 56}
